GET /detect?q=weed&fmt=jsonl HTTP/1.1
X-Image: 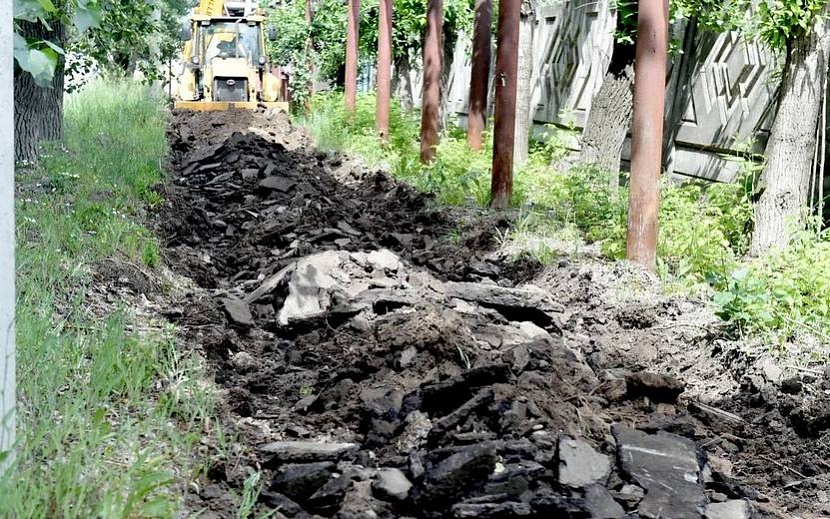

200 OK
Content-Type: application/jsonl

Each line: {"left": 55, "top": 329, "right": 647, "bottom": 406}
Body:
{"left": 0, "top": 81, "right": 215, "bottom": 518}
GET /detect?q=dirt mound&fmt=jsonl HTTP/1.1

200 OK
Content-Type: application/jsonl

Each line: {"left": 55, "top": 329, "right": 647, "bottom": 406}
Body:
{"left": 155, "top": 109, "right": 830, "bottom": 519}
{"left": 159, "top": 109, "right": 529, "bottom": 291}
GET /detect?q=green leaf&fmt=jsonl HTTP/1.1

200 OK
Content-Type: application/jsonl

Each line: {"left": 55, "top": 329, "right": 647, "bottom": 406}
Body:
{"left": 19, "top": 47, "right": 57, "bottom": 87}
{"left": 13, "top": 0, "right": 51, "bottom": 21}
{"left": 73, "top": 2, "right": 102, "bottom": 33}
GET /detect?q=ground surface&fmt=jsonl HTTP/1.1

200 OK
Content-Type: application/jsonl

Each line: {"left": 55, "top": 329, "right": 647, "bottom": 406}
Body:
{"left": 141, "top": 109, "right": 830, "bottom": 518}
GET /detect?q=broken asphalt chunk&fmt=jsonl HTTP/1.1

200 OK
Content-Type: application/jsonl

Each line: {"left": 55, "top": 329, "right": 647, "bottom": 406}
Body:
{"left": 613, "top": 425, "right": 706, "bottom": 519}
{"left": 259, "top": 441, "right": 360, "bottom": 464}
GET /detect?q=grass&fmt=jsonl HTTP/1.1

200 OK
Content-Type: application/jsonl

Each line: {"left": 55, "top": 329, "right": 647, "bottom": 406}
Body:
{"left": 0, "top": 81, "right": 219, "bottom": 517}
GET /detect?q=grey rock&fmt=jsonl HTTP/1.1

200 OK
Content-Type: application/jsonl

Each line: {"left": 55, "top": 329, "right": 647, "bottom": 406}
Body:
{"left": 584, "top": 484, "right": 625, "bottom": 519}
{"left": 519, "top": 321, "right": 550, "bottom": 339}
{"left": 624, "top": 372, "right": 684, "bottom": 403}
{"left": 367, "top": 249, "right": 402, "bottom": 272}
{"left": 220, "top": 297, "right": 254, "bottom": 327}
{"left": 612, "top": 484, "right": 645, "bottom": 508}
{"left": 335, "top": 480, "right": 393, "bottom": 519}
{"left": 269, "top": 462, "right": 335, "bottom": 502}
{"left": 444, "top": 283, "right": 562, "bottom": 328}
{"left": 372, "top": 468, "right": 413, "bottom": 501}
{"left": 259, "top": 441, "right": 360, "bottom": 463}
{"left": 483, "top": 461, "right": 545, "bottom": 496}
{"left": 428, "top": 388, "right": 494, "bottom": 444}
{"left": 293, "top": 395, "right": 318, "bottom": 414}
{"left": 308, "top": 472, "right": 356, "bottom": 513}
{"left": 230, "top": 351, "right": 256, "bottom": 371}
{"left": 451, "top": 501, "right": 533, "bottom": 518}
{"left": 705, "top": 500, "right": 752, "bottom": 519}
{"left": 240, "top": 168, "right": 259, "bottom": 181}
{"left": 558, "top": 437, "right": 611, "bottom": 488}
{"left": 511, "top": 344, "right": 531, "bottom": 373}
{"left": 258, "top": 491, "right": 306, "bottom": 517}
{"left": 201, "top": 483, "right": 224, "bottom": 500}
{"left": 613, "top": 425, "right": 705, "bottom": 519}
{"left": 259, "top": 176, "right": 296, "bottom": 192}
{"left": 399, "top": 346, "right": 418, "bottom": 368}
{"left": 421, "top": 443, "right": 498, "bottom": 502}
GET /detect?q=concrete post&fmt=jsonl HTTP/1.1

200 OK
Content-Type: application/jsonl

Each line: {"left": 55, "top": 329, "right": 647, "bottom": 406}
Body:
{"left": 490, "top": 0, "right": 520, "bottom": 210}
{"left": 467, "top": 0, "right": 492, "bottom": 151}
{"left": 0, "top": 0, "right": 16, "bottom": 473}
{"left": 419, "top": 0, "right": 444, "bottom": 164}
{"left": 626, "top": 0, "right": 668, "bottom": 270}
{"left": 345, "top": 0, "right": 360, "bottom": 112}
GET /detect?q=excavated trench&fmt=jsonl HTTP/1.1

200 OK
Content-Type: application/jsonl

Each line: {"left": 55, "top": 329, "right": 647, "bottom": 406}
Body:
{"left": 152, "top": 108, "right": 830, "bottom": 519}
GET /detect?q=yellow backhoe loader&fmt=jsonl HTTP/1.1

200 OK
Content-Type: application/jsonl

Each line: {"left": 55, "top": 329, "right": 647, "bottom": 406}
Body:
{"left": 175, "top": 0, "right": 289, "bottom": 111}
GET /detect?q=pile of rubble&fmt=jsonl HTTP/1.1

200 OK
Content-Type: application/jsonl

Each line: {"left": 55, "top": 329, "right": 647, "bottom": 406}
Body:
{"left": 155, "top": 110, "right": 807, "bottom": 518}
{"left": 202, "top": 248, "right": 758, "bottom": 519}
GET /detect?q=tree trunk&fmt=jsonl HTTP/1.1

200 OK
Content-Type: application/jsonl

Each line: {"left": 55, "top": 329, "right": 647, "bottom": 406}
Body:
{"left": 580, "top": 16, "right": 635, "bottom": 188}
{"left": 513, "top": 0, "right": 535, "bottom": 166}
{"left": 420, "top": 0, "right": 444, "bottom": 164}
{"left": 395, "top": 52, "right": 414, "bottom": 111}
{"left": 466, "top": 0, "right": 493, "bottom": 151}
{"left": 490, "top": 0, "right": 520, "bottom": 210}
{"left": 438, "top": 26, "right": 457, "bottom": 131}
{"left": 14, "top": 18, "right": 66, "bottom": 163}
{"left": 750, "top": 11, "right": 830, "bottom": 256}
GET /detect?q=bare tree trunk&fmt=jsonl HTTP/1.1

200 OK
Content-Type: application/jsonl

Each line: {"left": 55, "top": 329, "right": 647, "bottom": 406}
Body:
{"left": 420, "top": 0, "right": 444, "bottom": 163}
{"left": 491, "top": 0, "right": 520, "bottom": 210}
{"left": 750, "top": 10, "right": 830, "bottom": 256}
{"left": 14, "top": 18, "right": 66, "bottom": 163}
{"left": 466, "top": 0, "right": 492, "bottom": 151}
{"left": 513, "top": 0, "right": 535, "bottom": 166}
{"left": 438, "top": 27, "right": 457, "bottom": 130}
{"left": 395, "top": 52, "right": 414, "bottom": 111}
{"left": 580, "top": 33, "right": 635, "bottom": 188}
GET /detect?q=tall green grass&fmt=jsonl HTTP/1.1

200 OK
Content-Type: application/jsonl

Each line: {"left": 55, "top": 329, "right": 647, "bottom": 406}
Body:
{"left": 1, "top": 81, "right": 216, "bottom": 517}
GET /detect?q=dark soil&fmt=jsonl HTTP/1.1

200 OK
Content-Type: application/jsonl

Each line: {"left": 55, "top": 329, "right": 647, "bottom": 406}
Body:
{"left": 152, "top": 108, "right": 830, "bottom": 519}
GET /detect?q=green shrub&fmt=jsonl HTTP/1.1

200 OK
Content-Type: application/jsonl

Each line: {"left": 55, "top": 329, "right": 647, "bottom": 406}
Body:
{"left": 714, "top": 228, "right": 830, "bottom": 343}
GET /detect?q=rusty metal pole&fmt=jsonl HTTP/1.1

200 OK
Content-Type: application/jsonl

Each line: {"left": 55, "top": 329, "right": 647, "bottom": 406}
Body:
{"left": 490, "top": 0, "right": 520, "bottom": 210}
{"left": 345, "top": 0, "right": 360, "bottom": 112}
{"left": 419, "top": 0, "right": 444, "bottom": 163}
{"left": 467, "top": 0, "right": 492, "bottom": 151}
{"left": 376, "top": 0, "right": 393, "bottom": 141}
{"left": 626, "top": 0, "right": 668, "bottom": 270}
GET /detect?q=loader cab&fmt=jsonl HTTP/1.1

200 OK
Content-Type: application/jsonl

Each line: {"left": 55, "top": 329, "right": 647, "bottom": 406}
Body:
{"left": 175, "top": 6, "right": 286, "bottom": 110}
{"left": 185, "top": 16, "right": 270, "bottom": 102}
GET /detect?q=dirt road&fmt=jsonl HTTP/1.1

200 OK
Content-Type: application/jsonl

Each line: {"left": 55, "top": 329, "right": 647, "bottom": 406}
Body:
{"left": 151, "top": 109, "right": 830, "bottom": 518}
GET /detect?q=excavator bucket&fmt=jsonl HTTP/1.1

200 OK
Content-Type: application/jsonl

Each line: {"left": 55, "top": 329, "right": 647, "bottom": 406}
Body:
{"left": 173, "top": 101, "right": 289, "bottom": 111}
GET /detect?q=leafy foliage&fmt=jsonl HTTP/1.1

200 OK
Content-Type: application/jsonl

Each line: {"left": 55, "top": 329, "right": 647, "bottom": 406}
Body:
{"left": 266, "top": 0, "right": 476, "bottom": 105}
{"left": 14, "top": 0, "right": 189, "bottom": 87}
{"left": 71, "top": 0, "right": 190, "bottom": 81}
{"left": 713, "top": 228, "right": 830, "bottom": 343}
{"left": 671, "top": 0, "right": 828, "bottom": 49}
{"left": 13, "top": 0, "right": 102, "bottom": 86}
